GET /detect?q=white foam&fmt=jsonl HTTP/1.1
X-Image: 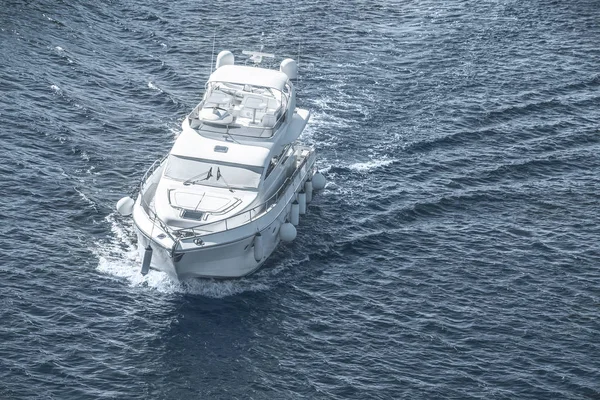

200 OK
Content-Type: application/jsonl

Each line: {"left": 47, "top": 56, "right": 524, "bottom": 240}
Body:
{"left": 266, "top": 254, "right": 310, "bottom": 276}
{"left": 178, "top": 279, "right": 269, "bottom": 298}
{"left": 93, "top": 214, "right": 166, "bottom": 288}
{"left": 53, "top": 46, "right": 73, "bottom": 63}
{"left": 168, "top": 126, "right": 180, "bottom": 139}
{"left": 349, "top": 157, "right": 397, "bottom": 172}
{"left": 74, "top": 187, "right": 98, "bottom": 211}
{"left": 300, "top": 112, "right": 345, "bottom": 150}
{"left": 309, "top": 108, "right": 351, "bottom": 129}
{"left": 148, "top": 81, "right": 162, "bottom": 92}
{"left": 96, "top": 251, "right": 182, "bottom": 293}
{"left": 50, "top": 84, "right": 61, "bottom": 93}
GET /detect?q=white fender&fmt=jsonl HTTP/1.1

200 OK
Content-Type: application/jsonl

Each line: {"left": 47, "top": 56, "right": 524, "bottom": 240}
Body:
{"left": 305, "top": 180, "right": 313, "bottom": 203}
{"left": 280, "top": 223, "right": 297, "bottom": 242}
{"left": 312, "top": 172, "right": 326, "bottom": 190}
{"left": 116, "top": 196, "right": 134, "bottom": 216}
{"left": 290, "top": 201, "right": 300, "bottom": 226}
{"left": 253, "top": 233, "right": 264, "bottom": 262}
{"left": 298, "top": 191, "right": 307, "bottom": 215}
{"left": 141, "top": 245, "right": 153, "bottom": 275}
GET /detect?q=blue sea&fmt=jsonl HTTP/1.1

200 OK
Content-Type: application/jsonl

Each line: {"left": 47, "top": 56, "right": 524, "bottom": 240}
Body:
{"left": 1, "top": 0, "right": 599, "bottom": 398}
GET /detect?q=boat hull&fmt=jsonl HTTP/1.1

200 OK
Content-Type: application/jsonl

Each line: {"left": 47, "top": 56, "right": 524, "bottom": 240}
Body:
{"left": 135, "top": 211, "right": 285, "bottom": 279}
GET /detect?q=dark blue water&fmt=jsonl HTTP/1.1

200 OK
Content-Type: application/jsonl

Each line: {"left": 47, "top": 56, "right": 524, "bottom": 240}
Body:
{"left": 1, "top": 0, "right": 599, "bottom": 398}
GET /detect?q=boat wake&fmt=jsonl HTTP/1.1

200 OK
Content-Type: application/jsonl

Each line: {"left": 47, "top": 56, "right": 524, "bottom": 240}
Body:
{"left": 348, "top": 157, "right": 397, "bottom": 172}
{"left": 93, "top": 213, "right": 270, "bottom": 298}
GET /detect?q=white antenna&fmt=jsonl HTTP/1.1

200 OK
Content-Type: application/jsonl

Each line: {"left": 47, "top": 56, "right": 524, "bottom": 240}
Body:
{"left": 242, "top": 50, "right": 274, "bottom": 65}
{"left": 297, "top": 42, "right": 301, "bottom": 84}
{"left": 209, "top": 29, "right": 216, "bottom": 73}
{"left": 242, "top": 32, "right": 275, "bottom": 66}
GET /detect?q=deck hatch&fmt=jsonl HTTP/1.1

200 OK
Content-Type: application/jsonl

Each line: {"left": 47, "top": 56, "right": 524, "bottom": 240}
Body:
{"left": 181, "top": 210, "right": 205, "bottom": 220}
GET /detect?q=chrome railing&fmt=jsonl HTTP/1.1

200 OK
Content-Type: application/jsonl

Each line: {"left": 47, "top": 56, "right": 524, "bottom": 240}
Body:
{"left": 140, "top": 156, "right": 167, "bottom": 191}
{"left": 137, "top": 156, "right": 179, "bottom": 245}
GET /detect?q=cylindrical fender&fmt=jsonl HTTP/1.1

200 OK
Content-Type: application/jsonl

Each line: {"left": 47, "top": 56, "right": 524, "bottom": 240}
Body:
{"left": 298, "top": 191, "right": 307, "bottom": 215}
{"left": 253, "top": 233, "right": 264, "bottom": 262}
{"left": 290, "top": 201, "right": 300, "bottom": 226}
{"left": 305, "top": 180, "right": 313, "bottom": 203}
{"left": 141, "top": 245, "right": 153, "bottom": 275}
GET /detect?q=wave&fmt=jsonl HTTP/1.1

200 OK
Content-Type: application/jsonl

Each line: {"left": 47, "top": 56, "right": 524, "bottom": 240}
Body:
{"left": 348, "top": 157, "right": 397, "bottom": 172}
{"left": 147, "top": 81, "right": 163, "bottom": 92}
{"left": 73, "top": 186, "right": 99, "bottom": 212}
{"left": 52, "top": 45, "right": 74, "bottom": 64}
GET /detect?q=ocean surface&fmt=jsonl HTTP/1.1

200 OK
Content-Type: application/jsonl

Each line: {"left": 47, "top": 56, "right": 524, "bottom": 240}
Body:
{"left": 1, "top": 0, "right": 599, "bottom": 398}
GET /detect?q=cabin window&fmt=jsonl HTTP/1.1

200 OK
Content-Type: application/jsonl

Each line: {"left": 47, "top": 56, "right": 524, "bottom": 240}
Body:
{"left": 164, "top": 155, "right": 263, "bottom": 190}
{"left": 265, "top": 144, "right": 292, "bottom": 178}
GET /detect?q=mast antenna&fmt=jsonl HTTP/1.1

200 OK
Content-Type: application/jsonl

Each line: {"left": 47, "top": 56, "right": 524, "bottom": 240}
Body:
{"left": 209, "top": 29, "right": 217, "bottom": 73}
{"left": 297, "top": 41, "right": 301, "bottom": 85}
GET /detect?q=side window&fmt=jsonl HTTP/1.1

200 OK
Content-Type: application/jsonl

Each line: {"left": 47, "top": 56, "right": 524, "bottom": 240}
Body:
{"left": 282, "top": 82, "right": 291, "bottom": 113}
{"left": 265, "top": 157, "right": 277, "bottom": 178}
{"left": 265, "top": 145, "right": 292, "bottom": 178}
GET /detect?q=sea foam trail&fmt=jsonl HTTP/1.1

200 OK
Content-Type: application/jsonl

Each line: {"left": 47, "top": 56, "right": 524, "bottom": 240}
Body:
{"left": 348, "top": 157, "right": 397, "bottom": 172}
{"left": 147, "top": 81, "right": 162, "bottom": 92}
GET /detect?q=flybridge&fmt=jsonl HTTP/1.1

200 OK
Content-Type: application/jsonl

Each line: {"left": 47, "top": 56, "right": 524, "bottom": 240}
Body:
{"left": 186, "top": 50, "right": 303, "bottom": 142}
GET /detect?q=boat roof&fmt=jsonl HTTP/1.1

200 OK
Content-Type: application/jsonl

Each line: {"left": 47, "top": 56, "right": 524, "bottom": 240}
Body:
{"left": 170, "top": 129, "right": 271, "bottom": 168}
{"left": 208, "top": 65, "right": 289, "bottom": 91}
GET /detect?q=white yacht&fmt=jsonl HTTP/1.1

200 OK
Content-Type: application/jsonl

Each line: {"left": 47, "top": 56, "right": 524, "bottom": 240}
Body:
{"left": 116, "top": 50, "right": 325, "bottom": 279}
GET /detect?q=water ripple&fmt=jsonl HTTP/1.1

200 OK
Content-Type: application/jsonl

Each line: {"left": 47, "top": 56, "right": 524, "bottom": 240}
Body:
{"left": 1, "top": 0, "right": 600, "bottom": 399}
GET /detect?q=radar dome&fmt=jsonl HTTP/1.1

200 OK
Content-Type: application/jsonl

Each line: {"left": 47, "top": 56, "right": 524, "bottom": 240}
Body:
{"left": 280, "top": 58, "right": 298, "bottom": 80}
{"left": 215, "top": 50, "right": 234, "bottom": 69}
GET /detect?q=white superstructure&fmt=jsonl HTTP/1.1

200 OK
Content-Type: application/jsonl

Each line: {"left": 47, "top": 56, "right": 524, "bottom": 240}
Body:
{"left": 116, "top": 50, "right": 325, "bottom": 279}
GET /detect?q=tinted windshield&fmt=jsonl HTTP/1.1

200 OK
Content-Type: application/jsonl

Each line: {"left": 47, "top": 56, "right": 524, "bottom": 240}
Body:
{"left": 164, "top": 155, "right": 263, "bottom": 190}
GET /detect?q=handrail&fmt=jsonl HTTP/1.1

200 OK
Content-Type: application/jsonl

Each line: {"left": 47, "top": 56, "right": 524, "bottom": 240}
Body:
{"left": 137, "top": 156, "right": 179, "bottom": 245}
{"left": 140, "top": 156, "right": 167, "bottom": 190}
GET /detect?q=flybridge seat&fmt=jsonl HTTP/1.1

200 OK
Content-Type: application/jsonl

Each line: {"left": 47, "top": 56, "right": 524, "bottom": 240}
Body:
{"left": 240, "top": 95, "right": 266, "bottom": 124}
{"left": 198, "top": 107, "right": 234, "bottom": 125}
{"left": 204, "top": 92, "right": 231, "bottom": 108}
{"left": 197, "top": 87, "right": 283, "bottom": 129}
